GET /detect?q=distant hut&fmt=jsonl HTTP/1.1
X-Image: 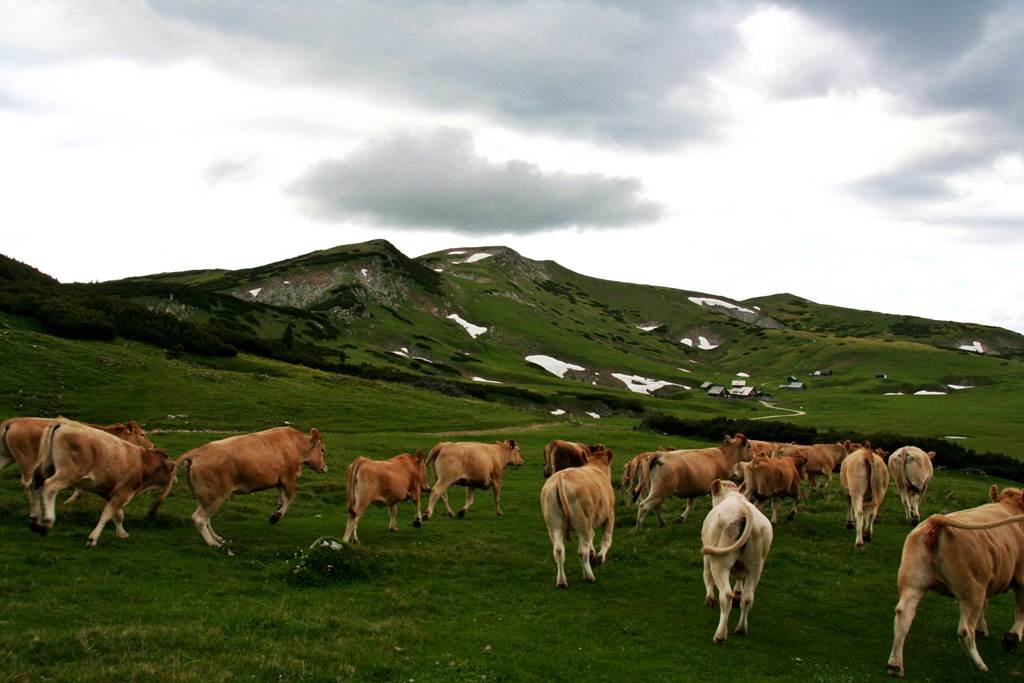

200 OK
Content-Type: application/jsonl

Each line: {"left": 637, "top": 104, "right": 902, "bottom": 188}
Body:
{"left": 779, "top": 381, "right": 806, "bottom": 390}
{"left": 700, "top": 381, "right": 713, "bottom": 390}
{"left": 707, "top": 385, "right": 727, "bottom": 397}
{"left": 728, "top": 386, "right": 759, "bottom": 398}
{"left": 875, "top": 372, "right": 888, "bottom": 379}
{"left": 731, "top": 379, "right": 747, "bottom": 387}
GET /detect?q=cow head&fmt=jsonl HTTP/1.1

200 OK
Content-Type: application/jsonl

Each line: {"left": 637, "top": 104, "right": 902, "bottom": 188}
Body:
{"left": 414, "top": 450, "right": 431, "bottom": 492}
{"left": 990, "top": 485, "right": 1024, "bottom": 509}
{"left": 586, "top": 447, "right": 614, "bottom": 470}
{"left": 710, "top": 479, "right": 742, "bottom": 506}
{"left": 722, "top": 433, "right": 750, "bottom": 462}
{"left": 927, "top": 451, "right": 936, "bottom": 460}
{"left": 790, "top": 454, "right": 808, "bottom": 476}
{"left": 141, "top": 449, "right": 177, "bottom": 492}
{"left": 303, "top": 428, "right": 328, "bottom": 473}
{"left": 504, "top": 439, "right": 523, "bottom": 467}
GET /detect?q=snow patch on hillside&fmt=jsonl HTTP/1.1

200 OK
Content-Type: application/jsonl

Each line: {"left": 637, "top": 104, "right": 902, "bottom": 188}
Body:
{"left": 434, "top": 268, "right": 444, "bottom": 273}
{"left": 550, "top": 409, "right": 566, "bottom": 416}
{"left": 448, "top": 250, "right": 466, "bottom": 255}
{"left": 959, "top": 340, "right": 985, "bottom": 353}
{"left": 676, "top": 367, "right": 691, "bottom": 373}
{"left": 947, "top": 384, "right": 973, "bottom": 390}
{"left": 248, "top": 288, "right": 262, "bottom": 297}
{"left": 688, "top": 297, "right": 756, "bottom": 315}
{"left": 392, "top": 348, "right": 434, "bottom": 363}
{"left": 883, "top": 392, "right": 905, "bottom": 396}
{"left": 464, "top": 252, "right": 492, "bottom": 263}
{"left": 636, "top": 324, "right": 660, "bottom": 332}
{"left": 586, "top": 412, "right": 601, "bottom": 419}
{"left": 681, "top": 336, "right": 719, "bottom": 350}
{"left": 447, "top": 314, "right": 487, "bottom": 338}
{"left": 472, "top": 376, "right": 502, "bottom": 384}
{"left": 914, "top": 390, "right": 947, "bottom": 396}
{"left": 525, "top": 355, "right": 585, "bottom": 378}
{"left": 736, "top": 372, "right": 750, "bottom": 378}
{"left": 611, "top": 373, "right": 685, "bottom": 395}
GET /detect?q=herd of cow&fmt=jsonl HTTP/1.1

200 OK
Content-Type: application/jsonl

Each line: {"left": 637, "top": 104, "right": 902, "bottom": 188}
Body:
{"left": 2, "top": 416, "right": 1024, "bottom": 677}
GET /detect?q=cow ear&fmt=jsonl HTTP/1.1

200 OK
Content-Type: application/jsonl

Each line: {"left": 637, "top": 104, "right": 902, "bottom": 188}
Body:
{"left": 508, "top": 439, "right": 517, "bottom": 449}
{"left": 927, "top": 451, "right": 936, "bottom": 460}
{"left": 415, "top": 449, "right": 424, "bottom": 462}
{"left": 990, "top": 484, "right": 1000, "bottom": 502}
{"left": 310, "top": 428, "right": 321, "bottom": 443}
{"left": 711, "top": 479, "right": 722, "bottom": 496}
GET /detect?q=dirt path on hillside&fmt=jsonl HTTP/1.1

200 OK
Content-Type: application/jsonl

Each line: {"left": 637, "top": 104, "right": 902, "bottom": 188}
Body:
{"left": 148, "top": 422, "right": 565, "bottom": 437}
{"left": 750, "top": 400, "right": 807, "bottom": 421}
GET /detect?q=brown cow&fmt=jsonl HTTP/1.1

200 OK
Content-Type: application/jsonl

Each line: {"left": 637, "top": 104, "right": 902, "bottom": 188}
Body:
{"left": 840, "top": 446, "right": 889, "bottom": 547}
{"left": 1, "top": 416, "right": 153, "bottom": 516}
{"left": 887, "top": 485, "right": 1024, "bottom": 676}
{"left": 618, "top": 451, "right": 658, "bottom": 506}
{"left": 634, "top": 434, "right": 751, "bottom": 528}
{"left": 540, "top": 448, "right": 615, "bottom": 588}
{"left": 738, "top": 454, "right": 807, "bottom": 523}
{"left": 542, "top": 440, "right": 606, "bottom": 478}
{"left": 148, "top": 426, "right": 326, "bottom": 547}
{"left": 424, "top": 439, "right": 523, "bottom": 519}
{"left": 776, "top": 441, "right": 856, "bottom": 492}
{"left": 748, "top": 439, "right": 784, "bottom": 459}
{"left": 888, "top": 446, "right": 935, "bottom": 525}
{"left": 30, "top": 418, "right": 174, "bottom": 546}
{"left": 343, "top": 451, "right": 428, "bottom": 543}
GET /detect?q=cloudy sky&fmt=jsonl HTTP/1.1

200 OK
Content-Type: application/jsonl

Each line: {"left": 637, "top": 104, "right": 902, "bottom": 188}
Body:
{"left": 2, "top": 1, "right": 1022, "bottom": 331}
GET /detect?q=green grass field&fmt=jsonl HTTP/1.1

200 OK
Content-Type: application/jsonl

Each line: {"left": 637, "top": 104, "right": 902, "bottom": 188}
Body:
{"left": 3, "top": 308, "right": 1024, "bottom": 681}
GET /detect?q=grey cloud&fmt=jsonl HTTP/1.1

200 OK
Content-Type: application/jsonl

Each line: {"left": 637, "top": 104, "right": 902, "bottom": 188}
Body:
{"left": 287, "top": 128, "right": 663, "bottom": 233}
{"left": 204, "top": 155, "right": 260, "bottom": 186}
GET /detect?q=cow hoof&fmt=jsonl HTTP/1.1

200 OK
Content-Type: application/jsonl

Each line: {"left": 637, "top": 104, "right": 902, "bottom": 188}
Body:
{"left": 457, "top": 509, "right": 466, "bottom": 519}
{"left": 856, "top": 541, "right": 865, "bottom": 548}
{"left": 556, "top": 582, "right": 568, "bottom": 589}
{"left": 585, "top": 576, "right": 596, "bottom": 583}
{"left": 734, "top": 626, "right": 747, "bottom": 636}
{"left": 390, "top": 527, "right": 398, "bottom": 533}
{"left": 886, "top": 664, "right": 905, "bottom": 678}
{"left": 864, "top": 533, "right": 873, "bottom": 543}
{"left": 1003, "top": 632, "right": 1020, "bottom": 653}
{"left": 910, "top": 517, "right": 920, "bottom": 526}
{"left": 976, "top": 629, "right": 989, "bottom": 640}
{"left": 705, "top": 596, "right": 718, "bottom": 609}
{"left": 269, "top": 513, "right": 281, "bottom": 525}
{"left": 713, "top": 637, "right": 727, "bottom": 645}
{"left": 846, "top": 521, "right": 855, "bottom": 529}
{"left": 412, "top": 519, "right": 422, "bottom": 528}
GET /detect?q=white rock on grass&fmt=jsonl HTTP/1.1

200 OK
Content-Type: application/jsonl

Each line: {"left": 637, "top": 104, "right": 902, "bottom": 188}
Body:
{"left": 472, "top": 376, "right": 502, "bottom": 384}
{"left": 913, "top": 390, "right": 947, "bottom": 396}
{"left": 586, "top": 412, "right": 601, "bottom": 419}
{"left": 688, "top": 297, "right": 756, "bottom": 315}
{"left": 526, "top": 354, "right": 585, "bottom": 378}
{"left": 736, "top": 372, "right": 750, "bottom": 378}
{"left": 611, "top": 373, "right": 685, "bottom": 395}
{"left": 447, "top": 314, "right": 488, "bottom": 338}
{"left": 883, "top": 392, "right": 905, "bottom": 396}
{"left": 434, "top": 268, "right": 444, "bottom": 273}
{"left": 947, "top": 384, "right": 973, "bottom": 390}
{"left": 959, "top": 340, "right": 985, "bottom": 353}
{"left": 676, "top": 367, "right": 691, "bottom": 373}
{"left": 550, "top": 409, "right": 566, "bottom": 416}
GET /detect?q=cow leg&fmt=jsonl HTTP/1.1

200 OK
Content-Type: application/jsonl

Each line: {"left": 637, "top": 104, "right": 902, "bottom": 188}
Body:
{"left": 37, "top": 472, "right": 76, "bottom": 534}
{"left": 634, "top": 493, "right": 658, "bottom": 529}
{"left": 492, "top": 479, "right": 503, "bottom": 516}
{"left": 1003, "top": 586, "right": 1024, "bottom": 654}
{"left": 703, "top": 556, "right": 717, "bottom": 607}
{"left": 735, "top": 564, "right": 761, "bottom": 636}
{"left": 852, "top": 497, "right": 866, "bottom": 547}
{"left": 976, "top": 599, "right": 989, "bottom": 638}
{"left": 269, "top": 479, "right": 295, "bottom": 524}
{"left": 64, "top": 488, "right": 82, "bottom": 505}
{"left": 411, "top": 490, "right": 423, "bottom": 528}
{"left": 887, "top": 585, "right": 925, "bottom": 677}
{"left": 710, "top": 562, "right": 734, "bottom": 643}
{"left": 577, "top": 521, "right": 596, "bottom": 582}
{"left": 787, "top": 495, "right": 799, "bottom": 521}
{"left": 769, "top": 500, "right": 778, "bottom": 525}
{"left": 87, "top": 491, "right": 133, "bottom": 547}
{"left": 549, "top": 524, "right": 568, "bottom": 589}
{"left": 955, "top": 593, "right": 989, "bottom": 672}
{"left": 342, "top": 508, "right": 361, "bottom": 544}
{"left": 678, "top": 498, "right": 695, "bottom": 523}
{"left": 864, "top": 503, "right": 878, "bottom": 543}
{"left": 458, "top": 487, "right": 475, "bottom": 518}
{"left": 845, "top": 495, "right": 854, "bottom": 529}
{"left": 909, "top": 492, "right": 921, "bottom": 525}
{"left": 191, "top": 497, "right": 227, "bottom": 548}
{"left": 425, "top": 478, "right": 455, "bottom": 519}
{"left": 113, "top": 508, "right": 129, "bottom": 539}
{"left": 595, "top": 510, "right": 614, "bottom": 566}
{"left": 387, "top": 504, "right": 399, "bottom": 532}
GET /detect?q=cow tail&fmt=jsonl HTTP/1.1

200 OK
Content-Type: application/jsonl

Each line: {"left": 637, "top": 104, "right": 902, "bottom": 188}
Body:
{"left": 0, "top": 421, "right": 11, "bottom": 467}
{"left": 147, "top": 452, "right": 188, "bottom": 518}
{"left": 556, "top": 476, "right": 573, "bottom": 541}
{"left": 930, "top": 513, "right": 1024, "bottom": 531}
{"left": 33, "top": 420, "right": 62, "bottom": 489}
{"left": 542, "top": 442, "right": 554, "bottom": 478}
{"left": 633, "top": 455, "right": 659, "bottom": 502}
{"left": 862, "top": 451, "right": 875, "bottom": 504}
{"left": 346, "top": 458, "right": 361, "bottom": 517}
{"left": 425, "top": 445, "right": 443, "bottom": 485}
{"left": 703, "top": 503, "right": 754, "bottom": 556}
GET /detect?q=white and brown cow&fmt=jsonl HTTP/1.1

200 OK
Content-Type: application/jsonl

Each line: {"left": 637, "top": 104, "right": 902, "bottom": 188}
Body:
{"left": 542, "top": 440, "right": 606, "bottom": 478}
{"left": 343, "top": 451, "right": 429, "bottom": 543}
{"left": 887, "top": 485, "right": 1024, "bottom": 676}
{"left": 634, "top": 434, "right": 750, "bottom": 528}
{"left": 540, "top": 448, "right": 615, "bottom": 588}
{"left": 776, "top": 441, "right": 856, "bottom": 493}
{"left": 1, "top": 416, "right": 153, "bottom": 516}
{"left": 840, "top": 446, "right": 889, "bottom": 547}
{"left": 424, "top": 440, "right": 522, "bottom": 520}
{"left": 888, "top": 446, "right": 935, "bottom": 525}
{"left": 701, "top": 479, "right": 773, "bottom": 643}
{"left": 738, "top": 454, "right": 807, "bottom": 523}
{"left": 148, "top": 426, "right": 326, "bottom": 547}
{"left": 30, "top": 418, "right": 175, "bottom": 546}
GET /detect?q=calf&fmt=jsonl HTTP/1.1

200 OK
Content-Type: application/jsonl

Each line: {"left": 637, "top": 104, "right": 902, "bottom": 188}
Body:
{"left": 634, "top": 434, "right": 750, "bottom": 528}
{"left": 31, "top": 418, "right": 175, "bottom": 546}
{"left": 887, "top": 485, "right": 1024, "bottom": 676}
{"left": 1, "top": 416, "right": 153, "bottom": 516}
{"left": 542, "top": 440, "right": 606, "bottom": 477}
{"left": 540, "top": 449, "right": 615, "bottom": 588}
{"left": 343, "top": 451, "right": 428, "bottom": 543}
{"left": 701, "top": 479, "right": 773, "bottom": 643}
{"left": 738, "top": 454, "right": 807, "bottom": 523}
{"left": 424, "top": 440, "right": 522, "bottom": 519}
{"left": 840, "top": 446, "right": 889, "bottom": 547}
{"left": 149, "top": 426, "right": 326, "bottom": 547}
{"left": 776, "top": 441, "right": 856, "bottom": 493}
{"left": 888, "top": 446, "right": 935, "bottom": 525}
